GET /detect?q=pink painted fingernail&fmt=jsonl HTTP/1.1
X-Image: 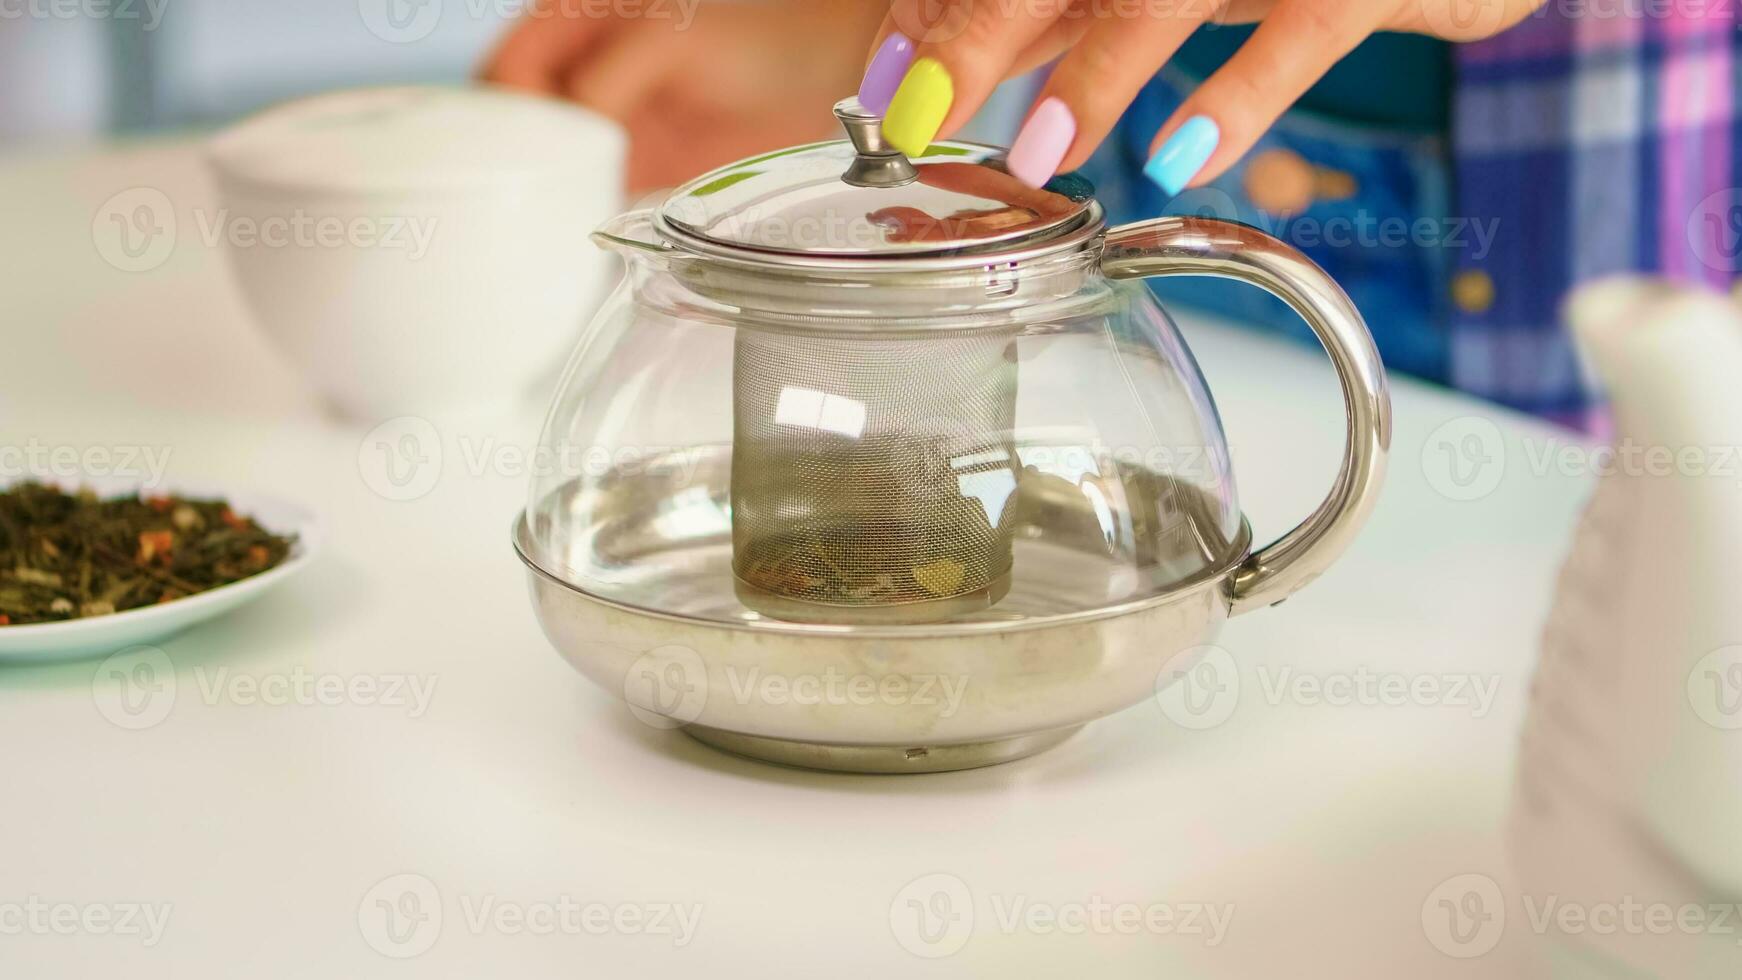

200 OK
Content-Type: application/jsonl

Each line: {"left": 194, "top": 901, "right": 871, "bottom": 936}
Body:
{"left": 859, "top": 32, "right": 915, "bottom": 116}
{"left": 1007, "top": 97, "right": 1075, "bottom": 188}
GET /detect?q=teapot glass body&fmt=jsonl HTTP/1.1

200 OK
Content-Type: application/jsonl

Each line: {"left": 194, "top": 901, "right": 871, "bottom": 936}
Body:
{"left": 512, "top": 119, "right": 1389, "bottom": 772}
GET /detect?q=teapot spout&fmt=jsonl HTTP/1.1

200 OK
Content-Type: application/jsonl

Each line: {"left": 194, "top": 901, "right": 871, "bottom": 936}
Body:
{"left": 590, "top": 210, "right": 672, "bottom": 268}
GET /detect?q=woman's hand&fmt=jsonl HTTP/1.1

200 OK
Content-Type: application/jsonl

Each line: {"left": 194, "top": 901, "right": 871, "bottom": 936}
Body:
{"left": 483, "top": 0, "right": 884, "bottom": 192}
{"left": 861, "top": 0, "right": 1544, "bottom": 191}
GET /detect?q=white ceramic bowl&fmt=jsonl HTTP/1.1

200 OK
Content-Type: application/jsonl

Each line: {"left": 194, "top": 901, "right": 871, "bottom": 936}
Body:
{"left": 0, "top": 484, "right": 321, "bottom": 664}
{"left": 207, "top": 85, "right": 627, "bottom": 420}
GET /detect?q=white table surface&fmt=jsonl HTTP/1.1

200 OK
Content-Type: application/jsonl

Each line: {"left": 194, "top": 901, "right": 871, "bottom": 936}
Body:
{"left": 0, "top": 139, "right": 1594, "bottom": 978}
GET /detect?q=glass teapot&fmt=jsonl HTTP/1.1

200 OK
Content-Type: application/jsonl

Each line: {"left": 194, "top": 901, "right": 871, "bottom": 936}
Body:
{"left": 514, "top": 98, "right": 1390, "bottom": 773}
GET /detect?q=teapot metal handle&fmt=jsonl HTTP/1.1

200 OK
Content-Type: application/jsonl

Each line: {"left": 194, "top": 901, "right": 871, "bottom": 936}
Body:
{"left": 1100, "top": 217, "right": 1391, "bottom": 616}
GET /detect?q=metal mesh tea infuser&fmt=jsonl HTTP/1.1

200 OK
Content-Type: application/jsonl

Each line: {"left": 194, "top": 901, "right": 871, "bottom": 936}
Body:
{"left": 729, "top": 327, "right": 1021, "bottom": 623}
{"left": 686, "top": 99, "right": 1083, "bottom": 624}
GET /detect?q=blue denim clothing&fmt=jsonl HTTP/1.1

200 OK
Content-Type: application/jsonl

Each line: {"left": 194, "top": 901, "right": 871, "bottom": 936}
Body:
{"left": 1078, "top": 67, "right": 1457, "bottom": 386}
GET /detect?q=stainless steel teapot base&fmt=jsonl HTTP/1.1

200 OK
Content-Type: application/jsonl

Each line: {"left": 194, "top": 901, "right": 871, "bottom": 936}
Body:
{"left": 682, "top": 723, "right": 1083, "bottom": 774}
{"left": 514, "top": 453, "right": 1252, "bottom": 774}
{"left": 517, "top": 542, "right": 1235, "bottom": 772}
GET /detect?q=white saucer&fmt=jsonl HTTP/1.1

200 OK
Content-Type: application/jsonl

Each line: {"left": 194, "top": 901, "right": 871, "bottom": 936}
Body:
{"left": 0, "top": 484, "right": 321, "bottom": 664}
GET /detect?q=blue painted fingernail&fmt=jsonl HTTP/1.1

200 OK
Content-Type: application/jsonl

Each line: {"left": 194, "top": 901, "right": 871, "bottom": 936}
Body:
{"left": 1144, "top": 116, "right": 1219, "bottom": 195}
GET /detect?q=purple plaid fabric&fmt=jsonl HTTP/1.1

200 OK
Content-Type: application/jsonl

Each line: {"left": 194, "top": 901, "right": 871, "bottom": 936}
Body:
{"left": 1453, "top": 4, "right": 1742, "bottom": 429}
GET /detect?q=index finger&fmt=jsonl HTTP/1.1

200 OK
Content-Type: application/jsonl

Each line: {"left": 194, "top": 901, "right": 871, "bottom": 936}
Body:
{"left": 867, "top": 0, "right": 1068, "bottom": 156}
{"left": 1147, "top": 0, "right": 1373, "bottom": 190}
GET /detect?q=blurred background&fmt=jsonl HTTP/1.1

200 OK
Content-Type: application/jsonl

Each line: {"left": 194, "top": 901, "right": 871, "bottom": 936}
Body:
{"left": 0, "top": 0, "right": 1041, "bottom": 152}
{"left": 0, "top": 0, "right": 510, "bottom": 143}
{"left": 4, "top": 6, "right": 1742, "bottom": 979}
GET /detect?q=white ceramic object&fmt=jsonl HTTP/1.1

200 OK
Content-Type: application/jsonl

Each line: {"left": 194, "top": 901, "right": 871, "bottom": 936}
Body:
{"left": 0, "top": 484, "right": 321, "bottom": 663}
{"left": 1511, "top": 277, "right": 1742, "bottom": 978}
{"left": 207, "top": 85, "right": 627, "bottom": 420}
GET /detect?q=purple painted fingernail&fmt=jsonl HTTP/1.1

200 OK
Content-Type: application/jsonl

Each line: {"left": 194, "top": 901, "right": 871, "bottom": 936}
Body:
{"left": 859, "top": 32, "right": 915, "bottom": 116}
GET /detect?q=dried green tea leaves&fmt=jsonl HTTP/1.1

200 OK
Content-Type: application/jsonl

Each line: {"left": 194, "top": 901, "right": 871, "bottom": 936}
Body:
{"left": 0, "top": 483, "right": 295, "bottom": 625}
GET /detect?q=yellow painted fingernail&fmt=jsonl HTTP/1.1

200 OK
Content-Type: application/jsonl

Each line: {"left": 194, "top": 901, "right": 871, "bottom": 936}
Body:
{"left": 881, "top": 57, "right": 953, "bottom": 158}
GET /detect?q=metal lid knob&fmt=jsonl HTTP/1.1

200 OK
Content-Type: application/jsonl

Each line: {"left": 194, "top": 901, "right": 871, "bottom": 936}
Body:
{"left": 833, "top": 97, "right": 917, "bottom": 188}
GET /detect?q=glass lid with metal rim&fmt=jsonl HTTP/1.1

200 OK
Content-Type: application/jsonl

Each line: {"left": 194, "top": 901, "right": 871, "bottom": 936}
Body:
{"left": 654, "top": 97, "right": 1098, "bottom": 259}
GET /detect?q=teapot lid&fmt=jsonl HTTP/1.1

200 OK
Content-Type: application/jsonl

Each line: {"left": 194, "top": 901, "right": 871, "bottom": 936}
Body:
{"left": 655, "top": 98, "right": 1096, "bottom": 259}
